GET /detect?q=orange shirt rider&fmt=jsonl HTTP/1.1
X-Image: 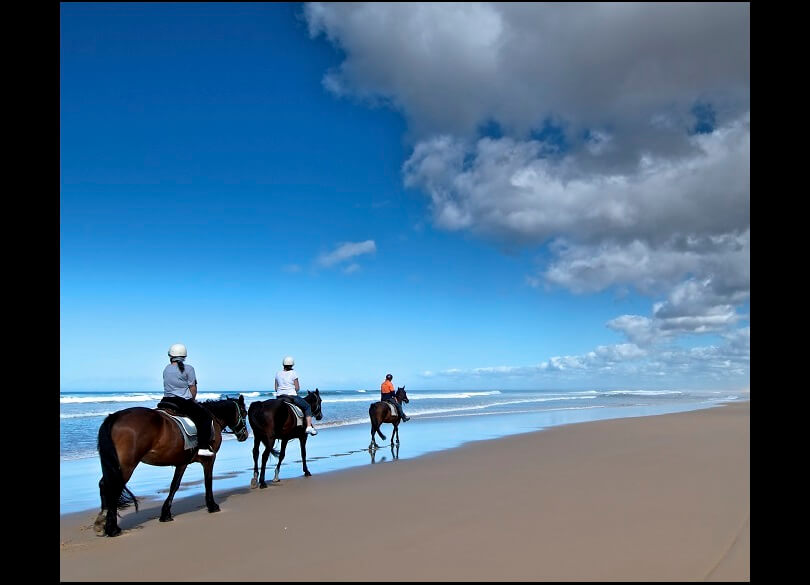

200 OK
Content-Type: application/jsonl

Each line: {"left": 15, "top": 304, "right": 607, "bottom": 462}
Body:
{"left": 381, "top": 378, "right": 395, "bottom": 402}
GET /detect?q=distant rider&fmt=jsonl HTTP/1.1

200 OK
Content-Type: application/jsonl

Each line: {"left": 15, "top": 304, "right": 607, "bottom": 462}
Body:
{"left": 381, "top": 373, "right": 409, "bottom": 421}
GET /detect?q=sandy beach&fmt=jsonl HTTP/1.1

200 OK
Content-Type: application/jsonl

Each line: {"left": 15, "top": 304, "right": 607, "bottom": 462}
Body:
{"left": 60, "top": 401, "right": 749, "bottom": 581}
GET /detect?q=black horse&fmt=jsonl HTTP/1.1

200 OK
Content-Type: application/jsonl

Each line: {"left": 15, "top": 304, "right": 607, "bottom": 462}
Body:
{"left": 248, "top": 389, "right": 323, "bottom": 489}
{"left": 368, "top": 386, "right": 409, "bottom": 450}
{"left": 94, "top": 395, "right": 249, "bottom": 537}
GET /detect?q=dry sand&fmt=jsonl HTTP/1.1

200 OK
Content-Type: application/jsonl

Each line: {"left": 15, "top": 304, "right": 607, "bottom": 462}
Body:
{"left": 60, "top": 401, "right": 749, "bottom": 581}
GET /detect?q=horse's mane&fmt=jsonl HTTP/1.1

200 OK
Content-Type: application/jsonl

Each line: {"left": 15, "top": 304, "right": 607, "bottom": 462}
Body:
{"left": 200, "top": 397, "right": 239, "bottom": 419}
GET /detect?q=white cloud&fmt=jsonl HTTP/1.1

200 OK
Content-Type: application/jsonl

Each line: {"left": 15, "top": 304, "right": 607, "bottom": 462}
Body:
{"left": 424, "top": 329, "right": 748, "bottom": 383}
{"left": 316, "top": 240, "right": 377, "bottom": 267}
{"left": 403, "top": 117, "right": 749, "bottom": 246}
{"left": 306, "top": 2, "right": 750, "bottom": 380}
{"left": 306, "top": 3, "right": 749, "bottom": 144}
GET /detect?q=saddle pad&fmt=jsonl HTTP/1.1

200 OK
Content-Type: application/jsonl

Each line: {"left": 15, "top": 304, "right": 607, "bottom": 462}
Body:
{"left": 386, "top": 402, "right": 399, "bottom": 417}
{"left": 158, "top": 411, "right": 198, "bottom": 450}
{"left": 286, "top": 402, "right": 304, "bottom": 426}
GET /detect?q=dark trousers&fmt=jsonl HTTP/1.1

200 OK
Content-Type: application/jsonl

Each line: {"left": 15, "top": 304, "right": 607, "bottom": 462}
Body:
{"left": 383, "top": 396, "right": 406, "bottom": 418}
{"left": 160, "top": 395, "right": 213, "bottom": 449}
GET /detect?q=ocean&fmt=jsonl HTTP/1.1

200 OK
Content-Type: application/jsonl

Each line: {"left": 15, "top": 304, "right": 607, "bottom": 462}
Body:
{"left": 60, "top": 387, "right": 747, "bottom": 515}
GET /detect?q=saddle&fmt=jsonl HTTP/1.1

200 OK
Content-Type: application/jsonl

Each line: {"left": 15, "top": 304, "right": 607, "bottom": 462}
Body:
{"left": 156, "top": 402, "right": 208, "bottom": 450}
{"left": 278, "top": 397, "right": 305, "bottom": 426}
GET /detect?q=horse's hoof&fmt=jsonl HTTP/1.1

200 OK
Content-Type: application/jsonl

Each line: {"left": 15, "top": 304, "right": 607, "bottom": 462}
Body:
{"left": 272, "top": 478, "right": 281, "bottom": 483}
{"left": 159, "top": 515, "right": 173, "bottom": 523}
{"left": 208, "top": 505, "right": 220, "bottom": 513}
{"left": 259, "top": 482, "right": 268, "bottom": 489}
{"left": 304, "top": 471, "right": 312, "bottom": 477}
{"left": 106, "top": 527, "right": 122, "bottom": 537}
{"left": 250, "top": 478, "right": 258, "bottom": 489}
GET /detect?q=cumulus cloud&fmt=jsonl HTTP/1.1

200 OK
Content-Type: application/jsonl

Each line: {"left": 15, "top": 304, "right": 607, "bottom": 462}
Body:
{"left": 317, "top": 240, "right": 377, "bottom": 268}
{"left": 423, "top": 329, "right": 748, "bottom": 383}
{"left": 305, "top": 2, "right": 749, "bottom": 382}
{"left": 306, "top": 3, "right": 749, "bottom": 144}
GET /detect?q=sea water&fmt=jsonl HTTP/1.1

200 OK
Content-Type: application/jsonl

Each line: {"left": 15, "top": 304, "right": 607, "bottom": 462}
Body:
{"left": 60, "top": 387, "right": 747, "bottom": 515}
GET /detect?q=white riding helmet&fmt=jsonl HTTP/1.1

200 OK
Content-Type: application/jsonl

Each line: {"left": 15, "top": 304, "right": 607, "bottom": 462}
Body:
{"left": 283, "top": 356, "right": 295, "bottom": 366}
{"left": 168, "top": 343, "right": 188, "bottom": 358}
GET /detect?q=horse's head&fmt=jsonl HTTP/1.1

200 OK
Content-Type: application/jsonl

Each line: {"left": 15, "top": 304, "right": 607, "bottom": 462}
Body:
{"left": 396, "top": 386, "right": 409, "bottom": 404}
{"left": 306, "top": 388, "right": 323, "bottom": 420}
{"left": 227, "top": 395, "right": 250, "bottom": 441}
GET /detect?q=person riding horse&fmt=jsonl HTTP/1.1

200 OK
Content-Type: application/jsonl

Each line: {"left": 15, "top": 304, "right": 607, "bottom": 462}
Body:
{"left": 381, "top": 373, "right": 409, "bottom": 421}
{"left": 275, "top": 355, "right": 317, "bottom": 435}
{"left": 159, "top": 343, "right": 216, "bottom": 456}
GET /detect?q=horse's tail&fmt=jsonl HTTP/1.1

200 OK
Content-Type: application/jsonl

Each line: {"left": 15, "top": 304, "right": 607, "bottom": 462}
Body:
{"left": 369, "top": 404, "right": 386, "bottom": 440}
{"left": 97, "top": 413, "right": 139, "bottom": 512}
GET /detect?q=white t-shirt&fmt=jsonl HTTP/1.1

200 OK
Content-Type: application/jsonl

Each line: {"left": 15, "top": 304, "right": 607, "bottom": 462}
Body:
{"left": 275, "top": 369, "right": 299, "bottom": 396}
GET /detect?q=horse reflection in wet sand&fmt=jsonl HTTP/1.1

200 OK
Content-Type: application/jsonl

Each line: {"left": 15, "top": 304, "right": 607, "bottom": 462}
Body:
{"left": 368, "top": 386, "right": 409, "bottom": 450}
{"left": 370, "top": 442, "right": 400, "bottom": 464}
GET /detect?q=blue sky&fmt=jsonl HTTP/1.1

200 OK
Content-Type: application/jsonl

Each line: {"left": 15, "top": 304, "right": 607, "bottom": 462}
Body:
{"left": 60, "top": 3, "right": 750, "bottom": 392}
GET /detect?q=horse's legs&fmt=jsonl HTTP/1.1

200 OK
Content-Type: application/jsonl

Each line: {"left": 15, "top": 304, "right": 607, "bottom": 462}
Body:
{"left": 93, "top": 478, "right": 107, "bottom": 534}
{"left": 201, "top": 457, "right": 220, "bottom": 513}
{"left": 300, "top": 435, "right": 311, "bottom": 477}
{"left": 251, "top": 436, "right": 261, "bottom": 489}
{"left": 370, "top": 414, "right": 383, "bottom": 450}
{"left": 101, "top": 462, "right": 137, "bottom": 537}
{"left": 273, "top": 439, "right": 289, "bottom": 483}
{"left": 393, "top": 421, "right": 400, "bottom": 445}
{"left": 259, "top": 437, "right": 273, "bottom": 489}
{"left": 158, "top": 464, "right": 188, "bottom": 522}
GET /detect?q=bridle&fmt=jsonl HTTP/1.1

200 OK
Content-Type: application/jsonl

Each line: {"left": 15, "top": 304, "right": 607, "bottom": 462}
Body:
{"left": 307, "top": 392, "right": 323, "bottom": 419}
{"left": 229, "top": 399, "right": 249, "bottom": 440}
{"left": 215, "top": 399, "right": 249, "bottom": 441}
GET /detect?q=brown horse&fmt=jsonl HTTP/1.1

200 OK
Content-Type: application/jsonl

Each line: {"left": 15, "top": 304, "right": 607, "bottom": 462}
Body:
{"left": 248, "top": 389, "right": 323, "bottom": 489}
{"left": 368, "top": 386, "right": 409, "bottom": 450}
{"left": 94, "top": 395, "right": 249, "bottom": 537}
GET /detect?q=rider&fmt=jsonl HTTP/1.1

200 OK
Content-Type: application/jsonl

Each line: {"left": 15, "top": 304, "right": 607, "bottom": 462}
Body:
{"left": 381, "top": 373, "right": 409, "bottom": 421}
{"left": 160, "top": 343, "right": 216, "bottom": 457}
{"left": 275, "top": 356, "right": 318, "bottom": 435}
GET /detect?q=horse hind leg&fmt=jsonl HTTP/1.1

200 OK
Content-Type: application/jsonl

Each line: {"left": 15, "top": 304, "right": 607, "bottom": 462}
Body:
{"left": 93, "top": 478, "right": 107, "bottom": 535}
{"left": 259, "top": 439, "right": 273, "bottom": 489}
{"left": 369, "top": 420, "right": 380, "bottom": 450}
{"left": 273, "top": 439, "right": 289, "bottom": 483}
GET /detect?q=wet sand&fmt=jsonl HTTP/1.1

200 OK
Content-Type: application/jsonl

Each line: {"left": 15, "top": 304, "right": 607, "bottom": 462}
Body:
{"left": 60, "top": 401, "right": 749, "bottom": 581}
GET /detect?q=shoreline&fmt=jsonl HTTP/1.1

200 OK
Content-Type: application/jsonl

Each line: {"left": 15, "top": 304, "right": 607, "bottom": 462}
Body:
{"left": 61, "top": 401, "right": 749, "bottom": 581}
{"left": 60, "top": 398, "right": 737, "bottom": 516}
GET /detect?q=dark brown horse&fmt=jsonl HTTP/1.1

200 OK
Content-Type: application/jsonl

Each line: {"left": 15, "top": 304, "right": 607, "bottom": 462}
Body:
{"left": 94, "top": 395, "right": 249, "bottom": 537}
{"left": 368, "top": 386, "right": 409, "bottom": 450}
{"left": 248, "top": 389, "right": 323, "bottom": 489}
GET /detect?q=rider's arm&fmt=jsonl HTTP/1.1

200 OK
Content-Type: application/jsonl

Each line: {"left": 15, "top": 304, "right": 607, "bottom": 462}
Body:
{"left": 294, "top": 378, "right": 300, "bottom": 392}
{"left": 189, "top": 384, "right": 198, "bottom": 400}
{"left": 275, "top": 378, "right": 279, "bottom": 392}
